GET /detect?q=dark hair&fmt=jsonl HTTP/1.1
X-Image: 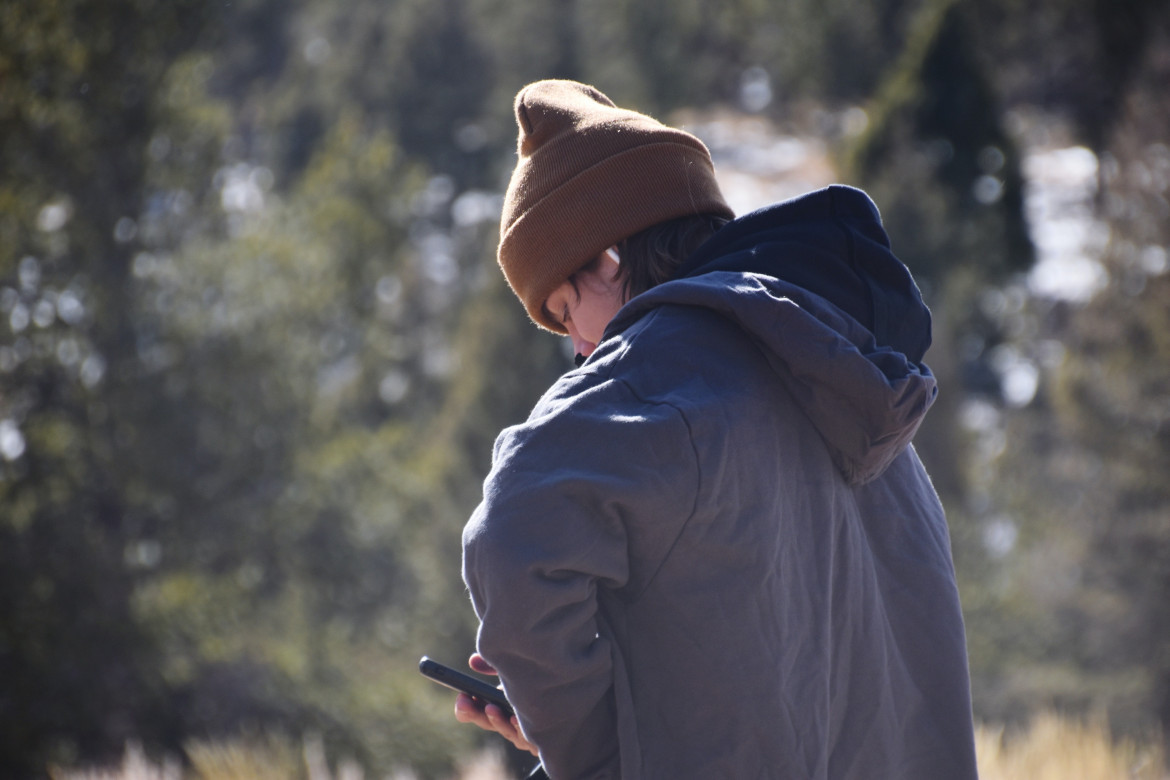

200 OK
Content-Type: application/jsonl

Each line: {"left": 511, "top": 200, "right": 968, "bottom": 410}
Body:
{"left": 541, "top": 213, "right": 729, "bottom": 326}
{"left": 616, "top": 213, "right": 728, "bottom": 300}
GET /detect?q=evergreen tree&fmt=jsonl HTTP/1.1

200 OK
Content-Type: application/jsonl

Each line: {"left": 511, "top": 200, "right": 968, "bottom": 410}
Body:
{"left": 0, "top": 0, "right": 219, "bottom": 773}
{"left": 982, "top": 31, "right": 1170, "bottom": 752}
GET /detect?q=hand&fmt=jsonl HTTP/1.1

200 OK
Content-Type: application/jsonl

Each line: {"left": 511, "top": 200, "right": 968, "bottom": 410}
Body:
{"left": 452, "top": 653, "right": 539, "bottom": 757}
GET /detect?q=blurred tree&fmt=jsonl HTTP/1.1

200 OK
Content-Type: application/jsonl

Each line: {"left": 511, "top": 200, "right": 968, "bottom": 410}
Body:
{"left": 0, "top": 0, "right": 220, "bottom": 774}
{"left": 845, "top": 0, "right": 1031, "bottom": 289}
{"left": 765, "top": 0, "right": 923, "bottom": 103}
{"left": 979, "top": 28, "right": 1170, "bottom": 755}
{"left": 0, "top": 0, "right": 486, "bottom": 772}
{"left": 972, "top": 0, "right": 1167, "bottom": 155}
{"left": 123, "top": 66, "right": 496, "bottom": 772}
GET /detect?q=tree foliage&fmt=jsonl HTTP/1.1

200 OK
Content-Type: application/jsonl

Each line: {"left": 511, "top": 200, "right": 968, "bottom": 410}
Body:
{"left": 970, "top": 37, "right": 1170, "bottom": 747}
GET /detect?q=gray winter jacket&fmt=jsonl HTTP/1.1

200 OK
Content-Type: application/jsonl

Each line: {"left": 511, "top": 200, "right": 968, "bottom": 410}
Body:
{"left": 463, "top": 186, "right": 978, "bottom": 779}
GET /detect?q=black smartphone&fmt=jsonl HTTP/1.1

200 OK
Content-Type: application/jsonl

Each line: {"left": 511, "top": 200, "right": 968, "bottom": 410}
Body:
{"left": 418, "top": 656, "right": 514, "bottom": 716}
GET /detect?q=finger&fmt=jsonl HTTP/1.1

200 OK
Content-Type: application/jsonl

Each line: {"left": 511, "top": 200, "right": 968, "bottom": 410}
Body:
{"left": 469, "top": 653, "right": 497, "bottom": 676}
{"left": 510, "top": 715, "right": 540, "bottom": 753}
{"left": 453, "top": 694, "right": 493, "bottom": 730}
{"left": 509, "top": 717, "right": 539, "bottom": 756}
{"left": 483, "top": 703, "right": 514, "bottom": 733}
{"left": 455, "top": 692, "right": 538, "bottom": 757}
{"left": 484, "top": 705, "right": 539, "bottom": 756}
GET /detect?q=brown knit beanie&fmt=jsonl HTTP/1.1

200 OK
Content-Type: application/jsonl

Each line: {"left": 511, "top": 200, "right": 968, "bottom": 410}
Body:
{"left": 498, "top": 79, "right": 734, "bottom": 333}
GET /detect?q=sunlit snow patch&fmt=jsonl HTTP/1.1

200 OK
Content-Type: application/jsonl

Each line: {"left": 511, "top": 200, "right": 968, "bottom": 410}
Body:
{"left": 1022, "top": 146, "right": 1109, "bottom": 302}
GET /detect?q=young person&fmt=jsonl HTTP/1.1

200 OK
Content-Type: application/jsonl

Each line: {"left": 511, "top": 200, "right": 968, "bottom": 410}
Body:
{"left": 455, "top": 79, "right": 979, "bottom": 779}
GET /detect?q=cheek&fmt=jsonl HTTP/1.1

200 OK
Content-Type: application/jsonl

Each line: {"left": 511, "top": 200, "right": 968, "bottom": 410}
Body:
{"left": 580, "top": 300, "right": 621, "bottom": 342}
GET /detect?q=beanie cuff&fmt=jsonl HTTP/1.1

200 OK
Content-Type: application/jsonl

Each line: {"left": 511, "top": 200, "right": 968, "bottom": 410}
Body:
{"left": 499, "top": 141, "right": 734, "bottom": 332}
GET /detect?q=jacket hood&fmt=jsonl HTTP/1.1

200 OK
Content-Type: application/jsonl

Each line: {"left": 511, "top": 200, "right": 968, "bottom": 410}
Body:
{"left": 607, "top": 185, "right": 937, "bottom": 485}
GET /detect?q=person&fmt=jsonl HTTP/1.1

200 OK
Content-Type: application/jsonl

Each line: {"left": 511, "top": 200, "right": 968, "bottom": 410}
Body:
{"left": 454, "top": 78, "right": 979, "bottom": 779}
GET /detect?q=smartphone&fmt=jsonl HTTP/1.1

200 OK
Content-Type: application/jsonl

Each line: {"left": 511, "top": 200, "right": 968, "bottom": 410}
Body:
{"left": 418, "top": 656, "right": 514, "bottom": 716}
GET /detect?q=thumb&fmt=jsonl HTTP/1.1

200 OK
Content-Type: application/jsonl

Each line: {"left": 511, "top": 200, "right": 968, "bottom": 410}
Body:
{"left": 469, "top": 653, "right": 498, "bottom": 676}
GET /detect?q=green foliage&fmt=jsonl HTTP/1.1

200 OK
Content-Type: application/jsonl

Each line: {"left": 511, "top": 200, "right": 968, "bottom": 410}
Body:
{"left": 119, "top": 73, "right": 489, "bottom": 773}
{"left": 0, "top": 1, "right": 224, "bottom": 775}
{"left": 844, "top": 0, "right": 1031, "bottom": 285}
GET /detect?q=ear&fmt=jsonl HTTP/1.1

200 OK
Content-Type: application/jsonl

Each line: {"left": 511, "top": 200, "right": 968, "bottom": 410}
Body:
{"left": 602, "top": 247, "right": 622, "bottom": 282}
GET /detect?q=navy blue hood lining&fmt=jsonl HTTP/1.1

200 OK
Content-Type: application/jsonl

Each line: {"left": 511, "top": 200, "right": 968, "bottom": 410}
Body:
{"left": 675, "top": 185, "right": 932, "bottom": 365}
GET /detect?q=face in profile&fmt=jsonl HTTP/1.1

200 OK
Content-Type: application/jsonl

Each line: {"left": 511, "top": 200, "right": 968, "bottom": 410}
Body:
{"left": 543, "top": 248, "right": 624, "bottom": 361}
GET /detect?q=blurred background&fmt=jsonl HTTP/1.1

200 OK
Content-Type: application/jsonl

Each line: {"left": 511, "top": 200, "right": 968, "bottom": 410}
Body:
{"left": 2, "top": 0, "right": 1168, "bottom": 777}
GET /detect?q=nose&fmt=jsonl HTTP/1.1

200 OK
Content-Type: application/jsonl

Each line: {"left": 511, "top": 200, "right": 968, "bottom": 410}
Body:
{"left": 571, "top": 336, "right": 593, "bottom": 357}
{"left": 570, "top": 334, "right": 595, "bottom": 358}
{"left": 568, "top": 326, "right": 595, "bottom": 364}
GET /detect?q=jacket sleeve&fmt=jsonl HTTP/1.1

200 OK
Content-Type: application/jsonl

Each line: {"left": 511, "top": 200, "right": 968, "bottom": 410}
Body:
{"left": 462, "top": 378, "right": 699, "bottom": 779}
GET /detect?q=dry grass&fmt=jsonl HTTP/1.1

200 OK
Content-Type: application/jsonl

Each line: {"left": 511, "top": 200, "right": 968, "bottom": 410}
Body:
{"left": 51, "top": 741, "right": 511, "bottom": 780}
{"left": 53, "top": 711, "right": 1167, "bottom": 779}
{"left": 975, "top": 711, "right": 1166, "bottom": 780}
{"left": 49, "top": 742, "right": 182, "bottom": 780}
{"left": 184, "top": 734, "right": 306, "bottom": 780}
